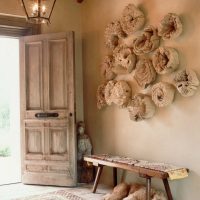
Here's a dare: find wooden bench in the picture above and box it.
[84,154,189,200]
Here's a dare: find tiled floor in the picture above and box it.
[0,183,111,200]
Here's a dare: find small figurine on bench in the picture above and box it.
[77,121,93,183]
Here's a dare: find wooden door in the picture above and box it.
[20,32,76,186]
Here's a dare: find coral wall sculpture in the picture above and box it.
[152,47,179,74]
[105,80,132,107]
[132,26,160,55]
[174,69,200,97]
[97,3,198,122]
[127,94,156,121]
[110,80,132,107]
[120,4,145,35]
[158,13,183,40]
[134,58,157,89]
[104,80,116,105]
[101,55,116,81]
[152,82,176,107]
[105,20,126,50]
[113,45,137,74]
[96,83,107,110]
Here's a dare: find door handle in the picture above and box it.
[35,112,59,118]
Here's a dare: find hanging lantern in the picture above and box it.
[21,0,57,24]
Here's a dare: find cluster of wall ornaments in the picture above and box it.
[96,3,200,122]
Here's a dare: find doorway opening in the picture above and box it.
[0,37,20,185]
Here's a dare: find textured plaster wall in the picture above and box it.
[0,0,25,16]
[82,0,200,199]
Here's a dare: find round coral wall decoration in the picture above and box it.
[151,82,175,107]
[104,80,116,106]
[158,13,183,40]
[120,4,145,35]
[101,55,116,81]
[132,26,160,55]
[96,83,107,110]
[174,69,199,97]
[113,45,137,74]
[134,58,157,89]
[127,93,156,122]
[152,47,179,74]
[105,80,132,108]
[105,20,126,50]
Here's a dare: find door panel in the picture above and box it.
[25,42,43,111]
[48,39,67,110]
[26,128,43,154]
[50,128,67,154]
[24,121,45,161]
[48,121,69,161]
[20,32,76,186]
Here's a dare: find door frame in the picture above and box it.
[0,15,40,37]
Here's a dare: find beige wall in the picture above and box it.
[82,0,200,199]
[0,0,25,16]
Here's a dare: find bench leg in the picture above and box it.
[163,179,173,200]
[146,177,151,200]
[113,167,117,186]
[120,170,127,183]
[92,165,103,193]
